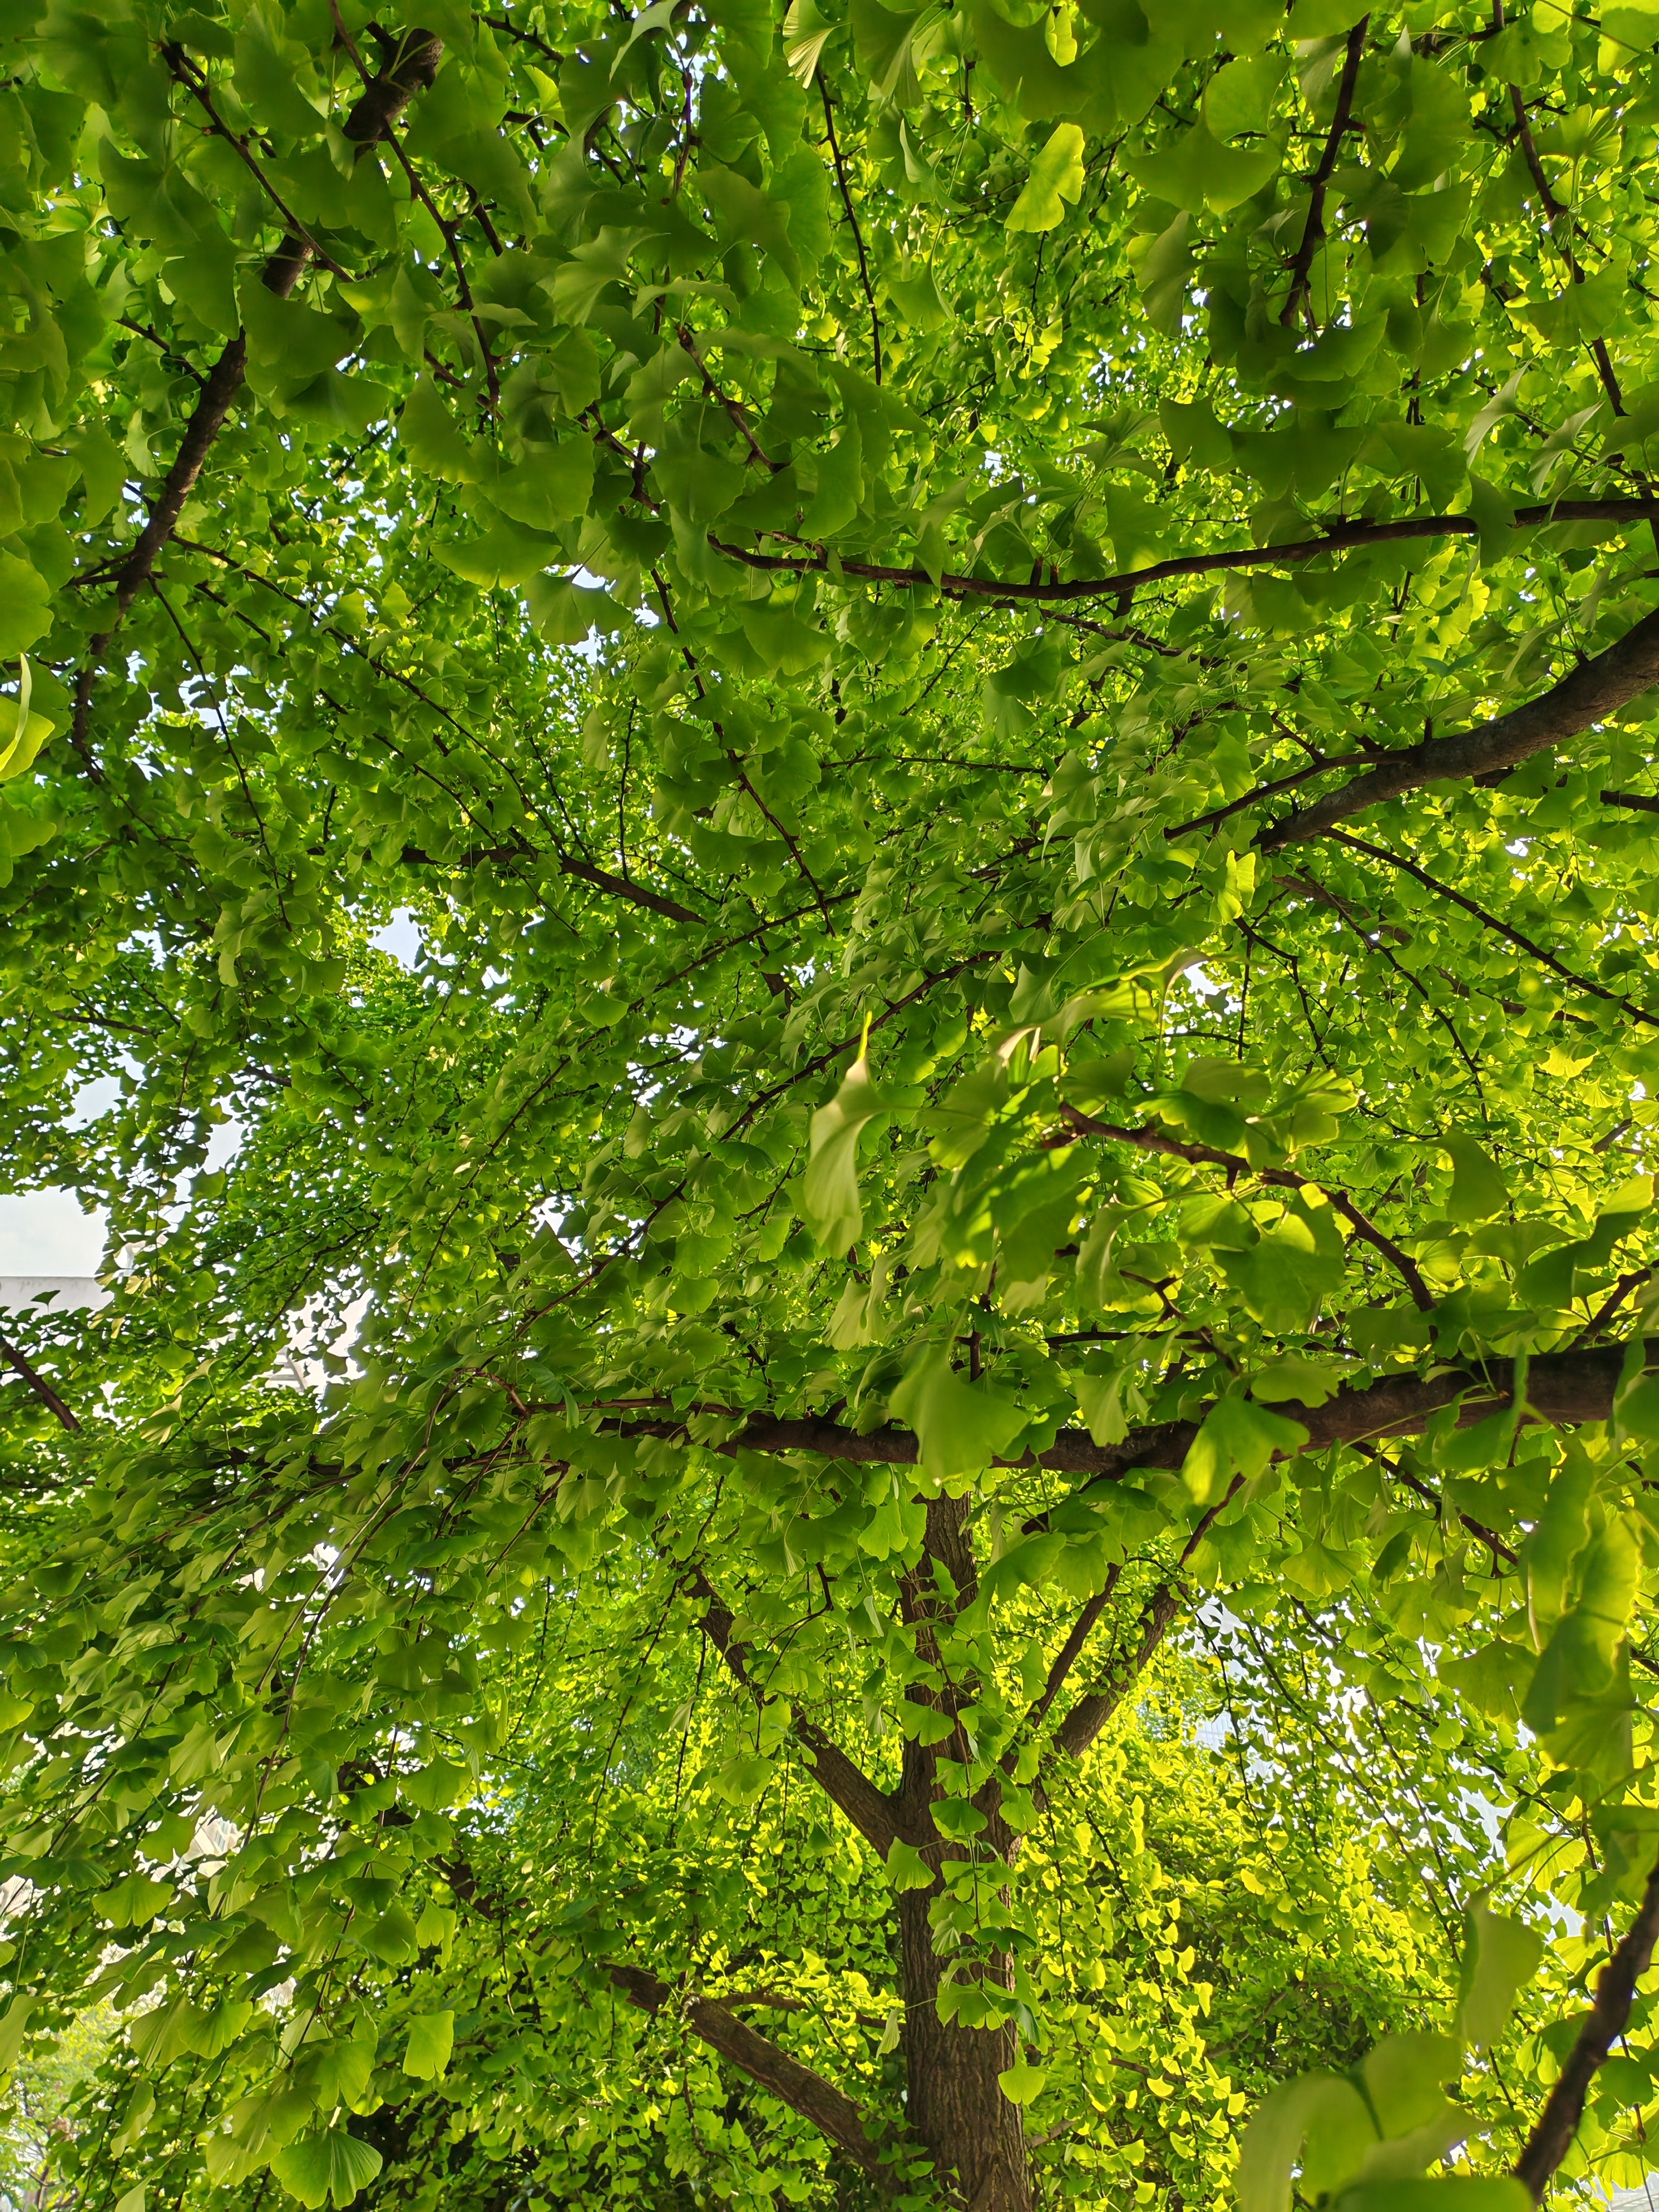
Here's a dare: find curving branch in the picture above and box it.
[1256,605,1659,850]
[1514,1844,1659,2198]
[608,1963,896,2184]
[1050,1582,1183,1762]
[683,1568,925,1855]
[0,1332,80,1434]
[1321,828,1659,1028]
[1050,1101,1434,1310]
[706,501,1657,611]
[1279,17,1370,329]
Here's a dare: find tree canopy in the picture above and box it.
[4,0,1659,2203]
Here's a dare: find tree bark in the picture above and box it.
[896,1889,1031,2212]
[1513,1845,1659,2200]
[623,1340,1647,1486]
[894,1499,1033,2212]
[608,1964,894,2186]
[1259,605,1659,849]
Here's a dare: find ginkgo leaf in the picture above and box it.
[1007,124,1085,233]
[271,2128,384,2211]
[402,2011,454,2080]
[802,1048,886,1253]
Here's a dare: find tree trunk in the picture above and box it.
[896,1497,1033,2212]
[898,1886,1031,2212]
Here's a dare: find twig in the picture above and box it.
[818,78,881,385]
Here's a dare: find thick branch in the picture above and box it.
[608,1963,894,2184]
[0,1332,80,1434]
[706,501,1655,610]
[1050,1583,1183,1760]
[684,1569,922,1854]
[1514,1845,1659,2199]
[1258,606,1659,849]
[618,1341,1649,1484]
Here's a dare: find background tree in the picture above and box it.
[2,0,1659,2204]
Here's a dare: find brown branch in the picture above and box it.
[818,78,881,385]
[1507,82,1623,413]
[1321,828,1659,1028]
[611,1340,1651,1487]
[678,327,777,472]
[1053,1101,1434,1310]
[1514,1844,1659,2198]
[0,1331,80,1434]
[608,1964,895,2184]
[1050,1581,1184,1761]
[707,500,1656,610]
[404,839,707,926]
[683,1568,924,1855]
[1021,1569,1122,1736]
[1386,1457,1516,1567]
[1602,788,1659,814]
[1280,17,1370,328]
[557,856,708,926]
[1257,606,1659,849]
[70,29,443,750]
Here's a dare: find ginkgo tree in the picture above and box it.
[4,0,1659,2201]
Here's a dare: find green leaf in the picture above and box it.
[524,573,622,645]
[1440,1135,1508,1224]
[402,2011,454,2080]
[271,2128,384,2211]
[433,523,563,590]
[398,376,489,483]
[1239,2073,1375,2212]
[1007,124,1087,233]
[1334,2187,1533,2212]
[0,1997,34,2073]
[802,1050,886,1253]
[1456,1906,1544,2053]
[487,444,596,531]
[888,1340,1028,1479]
[0,556,51,657]
[94,1874,173,1927]
[997,2059,1048,2103]
[1182,1391,1309,1504]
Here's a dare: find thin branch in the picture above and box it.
[1049,1582,1184,1761]
[1280,18,1370,329]
[1021,1569,1122,1736]
[818,78,881,385]
[70,29,443,749]
[707,500,1658,611]
[1051,1101,1434,1310]
[1323,828,1659,1029]
[683,1568,924,1855]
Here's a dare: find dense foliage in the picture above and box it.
[4,0,1659,2202]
